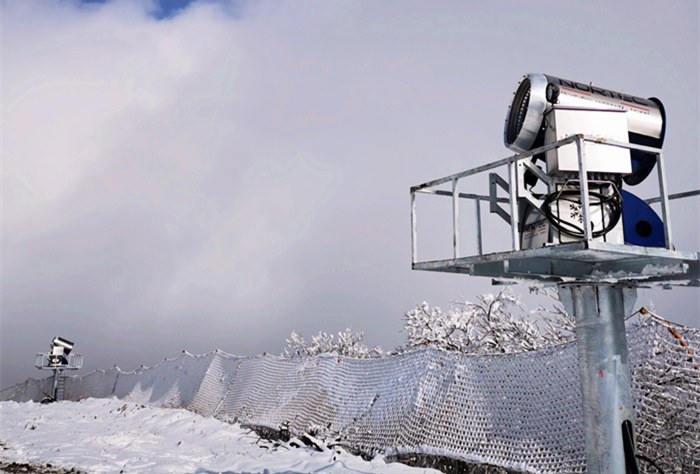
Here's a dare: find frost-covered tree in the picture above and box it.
[530,287,576,344]
[283,289,576,358]
[282,328,384,359]
[403,288,574,355]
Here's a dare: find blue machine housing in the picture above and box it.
[621,190,665,248]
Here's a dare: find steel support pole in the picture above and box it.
[558,283,640,474]
[51,369,60,400]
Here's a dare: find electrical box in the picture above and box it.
[545,107,631,175]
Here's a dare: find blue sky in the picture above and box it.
[2,0,698,388]
[81,0,199,19]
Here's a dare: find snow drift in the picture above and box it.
[1,397,443,474]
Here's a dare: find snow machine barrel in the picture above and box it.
[504,73,665,185]
[52,336,74,354]
[48,337,74,367]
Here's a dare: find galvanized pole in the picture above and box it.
[558,283,640,474]
[51,369,60,400]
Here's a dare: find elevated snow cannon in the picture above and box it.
[503,73,667,250]
[504,73,665,185]
[49,336,74,366]
[410,72,699,474]
[36,336,83,402]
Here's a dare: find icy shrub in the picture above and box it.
[282,328,384,359]
[402,288,575,355]
[283,289,576,358]
[531,287,576,344]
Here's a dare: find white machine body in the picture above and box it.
[544,106,631,175]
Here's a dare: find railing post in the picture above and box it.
[656,151,673,249]
[508,160,520,251]
[411,191,417,265]
[576,135,593,242]
[475,198,483,255]
[452,178,459,260]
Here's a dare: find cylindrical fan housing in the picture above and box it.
[52,336,74,355]
[503,73,666,184]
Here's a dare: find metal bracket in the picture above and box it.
[489,172,511,224]
[518,160,550,210]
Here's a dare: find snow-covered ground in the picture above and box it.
[0,398,440,474]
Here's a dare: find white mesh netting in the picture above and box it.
[2,314,698,473]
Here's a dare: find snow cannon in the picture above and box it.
[52,336,74,354]
[504,73,665,185]
[36,337,82,402]
[503,73,666,249]
[411,70,699,474]
[49,336,74,366]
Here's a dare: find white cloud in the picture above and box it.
[169,153,341,300]
[3,0,240,233]
[2,0,697,387]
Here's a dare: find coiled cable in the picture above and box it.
[541,182,622,238]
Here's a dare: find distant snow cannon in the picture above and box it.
[49,336,74,366]
[36,336,82,402]
[504,73,665,185]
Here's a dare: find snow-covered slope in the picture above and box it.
[0,398,440,474]
[3,314,698,473]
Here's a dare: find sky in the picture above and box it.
[2,0,699,388]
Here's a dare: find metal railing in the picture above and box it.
[410,134,699,265]
[35,352,84,370]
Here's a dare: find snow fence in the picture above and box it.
[3,315,699,474]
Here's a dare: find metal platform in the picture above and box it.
[35,352,83,371]
[413,240,700,286]
[410,135,700,287]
